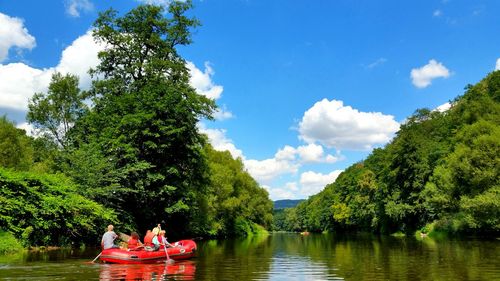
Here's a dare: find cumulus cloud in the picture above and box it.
[136,0,172,6]
[263,184,298,200]
[298,99,400,150]
[496,58,500,71]
[299,170,343,197]
[242,143,342,184]
[198,124,243,159]
[296,143,324,163]
[65,0,94,17]
[411,59,450,88]
[16,122,36,137]
[213,105,233,121]
[0,30,103,111]
[0,28,222,113]
[244,157,300,184]
[0,13,36,62]
[186,61,224,100]
[435,102,451,112]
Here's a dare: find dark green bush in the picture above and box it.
[0,168,117,247]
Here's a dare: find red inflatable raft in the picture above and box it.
[100,240,197,264]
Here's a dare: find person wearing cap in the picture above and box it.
[101,225,119,250]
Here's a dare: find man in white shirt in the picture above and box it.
[101,225,119,249]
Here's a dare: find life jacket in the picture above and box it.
[144,232,154,246]
[128,237,139,249]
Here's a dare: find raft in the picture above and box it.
[100,240,197,264]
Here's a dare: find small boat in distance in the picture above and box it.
[300,231,310,236]
[100,240,197,264]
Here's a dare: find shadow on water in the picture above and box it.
[0,233,499,280]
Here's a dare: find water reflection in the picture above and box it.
[0,234,498,280]
[99,261,196,281]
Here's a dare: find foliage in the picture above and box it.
[0,168,117,247]
[202,146,273,237]
[3,3,275,246]
[277,71,500,235]
[0,231,24,254]
[0,116,33,171]
[27,72,87,148]
[66,2,215,234]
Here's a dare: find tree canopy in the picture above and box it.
[3,2,273,247]
[276,71,500,235]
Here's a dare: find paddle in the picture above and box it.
[91,252,102,263]
[158,224,174,264]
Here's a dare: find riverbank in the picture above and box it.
[0,231,23,255]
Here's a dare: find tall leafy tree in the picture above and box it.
[70,2,216,234]
[27,72,87,148]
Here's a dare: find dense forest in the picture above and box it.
[0,2,272,249]
[1,2,498,251]
[275,71,499,236]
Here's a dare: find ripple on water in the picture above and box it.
[252,255,344,281]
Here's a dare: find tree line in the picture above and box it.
[0,2,272,248]
[275,71,499,236]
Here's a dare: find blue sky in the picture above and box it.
[1,0,499,200]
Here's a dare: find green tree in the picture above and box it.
[0,116,33,170]
[69,2,216,234]
[27,72,87,148]
[203,146,272,237]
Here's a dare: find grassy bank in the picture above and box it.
[0,231,24,255]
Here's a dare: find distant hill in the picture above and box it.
[274,199,304,209]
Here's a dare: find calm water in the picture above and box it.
[0,233,498,280]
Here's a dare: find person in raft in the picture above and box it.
[150,227,161,251]
[127,232,143,250]
[143,225,161,251]
[101,224,119,250]
[159,230,175,248]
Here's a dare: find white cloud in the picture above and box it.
[275,145,297,161]
[496,58,500,71]
[433,10,442,17]
[298,99,400,150]
[435,102,451,112]
[244,157,299,184]
[299,170,343,197]
[65,0,94,17]
[325,152,345,163]
[296,143,324,163]
[136,0,172,6]
[56,30,103,88]
[0,13,36,62]
[0,26,224,112]
[0,30,103,111]
[198,124,243,159]
[186,61,224,100]
[16,122,36,137]
[365,57,387,69]
[261,183,297,201]
[411,59,450,88]
[213,105,233,121]
[0,63,50,110]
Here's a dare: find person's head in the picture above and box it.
[107,225,114,232]
[159,230,166,237]
[131,232,140,239]
[152,227,160,236]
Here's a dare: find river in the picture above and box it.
[0,233,498,280]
